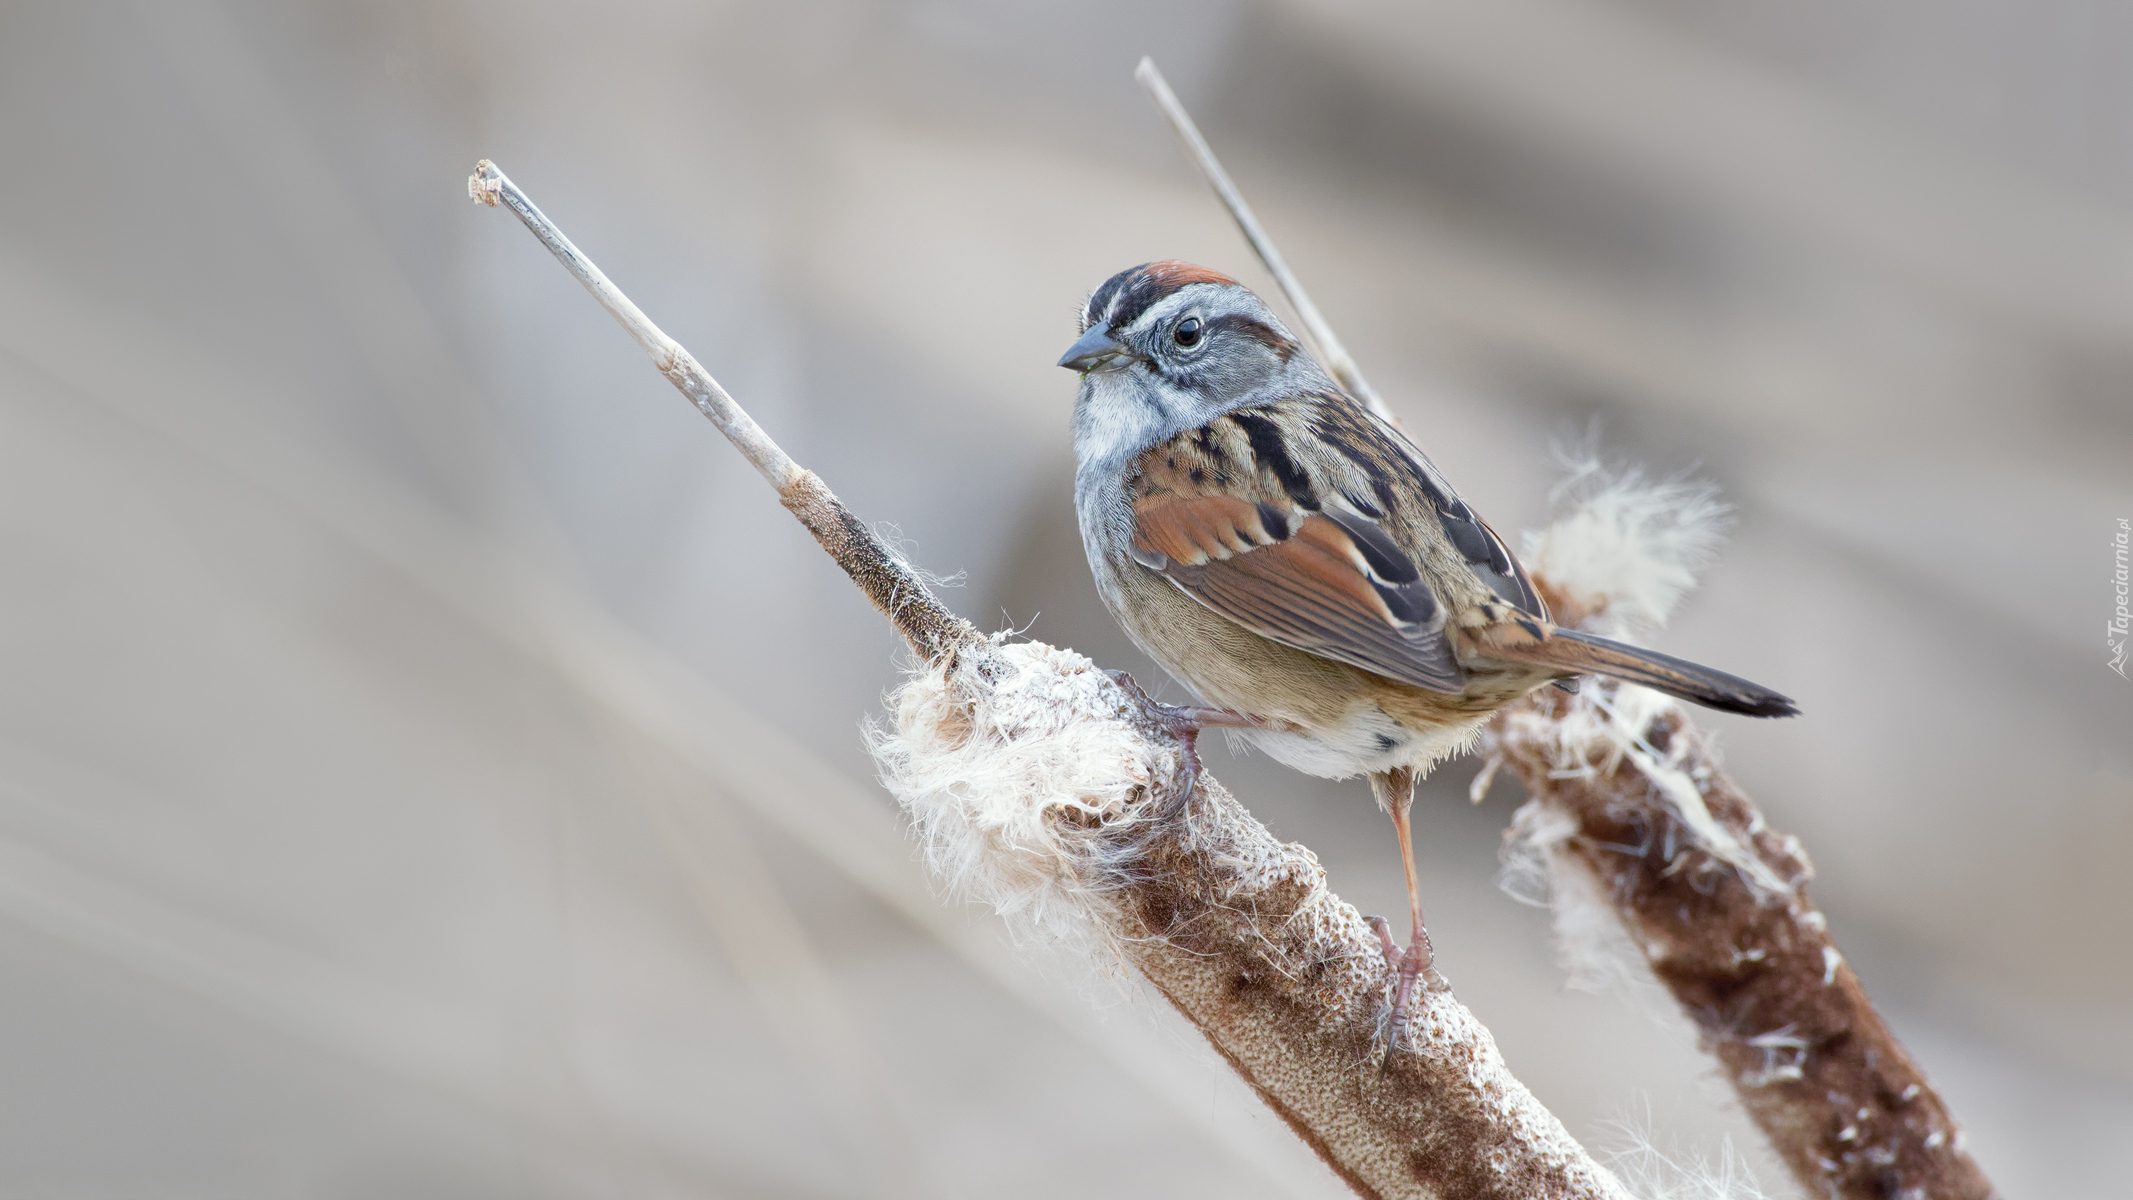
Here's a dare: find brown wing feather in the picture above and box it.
[1174,519,1461,691]
[1133,492,1268,565]
[1127,419,1465,693]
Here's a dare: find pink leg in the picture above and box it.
[1371,767,1434,1063]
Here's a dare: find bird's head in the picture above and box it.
[1060,260,1311,397]
[1060,262,1323,475]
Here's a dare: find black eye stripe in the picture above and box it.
[1200,313,1298,360]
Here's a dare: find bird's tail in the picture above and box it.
[1480,624,1798,718]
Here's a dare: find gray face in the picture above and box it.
[1061,277,1323,478]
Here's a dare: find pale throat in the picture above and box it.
[1071,370,1206,475]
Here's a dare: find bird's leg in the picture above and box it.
[1370,767,1434,1061]
[1106,670,1284,802]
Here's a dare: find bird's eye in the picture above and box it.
[1173,316,1203,348]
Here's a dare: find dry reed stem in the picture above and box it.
[470,161,971,662]
[1115,767,1627,1200]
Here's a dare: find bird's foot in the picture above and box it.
[1365,916,1435,1067]
[1104,670,1275,731]
[1104,671,1288,802]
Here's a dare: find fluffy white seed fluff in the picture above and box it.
[1493,684,1788,902]
[1603,1123,1774,1200]
[1523,453,1731,640]
[865,637,1176,953]
[1502,802,1679,1004]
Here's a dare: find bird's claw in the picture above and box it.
[1363,915,1401,971]
[1104,672,1284,804]
[1377,925,1435,1068]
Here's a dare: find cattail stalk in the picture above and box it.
[1487,648,1999,1200]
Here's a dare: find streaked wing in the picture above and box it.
[1126,405,1466,692]
[1300,398,1546,620]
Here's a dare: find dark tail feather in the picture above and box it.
[1500,626,1798,718]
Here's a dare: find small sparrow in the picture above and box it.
[1060,261,1795,1041]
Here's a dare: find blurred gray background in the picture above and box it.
[1,1,2128,1196]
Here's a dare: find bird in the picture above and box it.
[1059,260,1796,1047]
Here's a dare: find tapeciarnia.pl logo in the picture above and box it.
[2112,517,2130,679]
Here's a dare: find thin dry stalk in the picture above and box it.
[1136,57,1393,424]
[471,158,1634,1200]
[471,161,969,661]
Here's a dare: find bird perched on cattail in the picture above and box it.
[1060,261,1795,1043]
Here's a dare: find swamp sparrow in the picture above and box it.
[1060,261,1795,1043]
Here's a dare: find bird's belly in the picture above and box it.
[1235,714,1492,782]
[1102,563,1534,781]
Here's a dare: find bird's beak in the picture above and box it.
[1058,325,1138,373]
